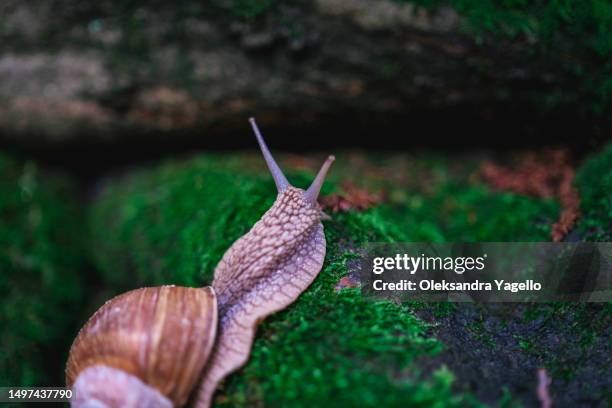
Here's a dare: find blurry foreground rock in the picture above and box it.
[0,0,610,144]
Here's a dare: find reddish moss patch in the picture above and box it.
[480,149,580,241]
[320,181,384,213]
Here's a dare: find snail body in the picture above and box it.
[66,118,335,407]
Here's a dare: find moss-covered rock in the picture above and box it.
[0,139,606,403]
[0,155,85,387]
[89,152,560,405]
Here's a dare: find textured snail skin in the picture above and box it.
[66,286,217,407]
[193,187,327,407]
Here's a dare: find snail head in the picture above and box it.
[249,117,335,208]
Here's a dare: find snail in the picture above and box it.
[65,118,335,408]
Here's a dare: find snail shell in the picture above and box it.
[66,286,217,407]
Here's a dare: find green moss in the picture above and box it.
[575,143,612,241]
[0,155,85,386]
[377,183,557,242]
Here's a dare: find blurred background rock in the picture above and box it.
[0,0,609,157]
